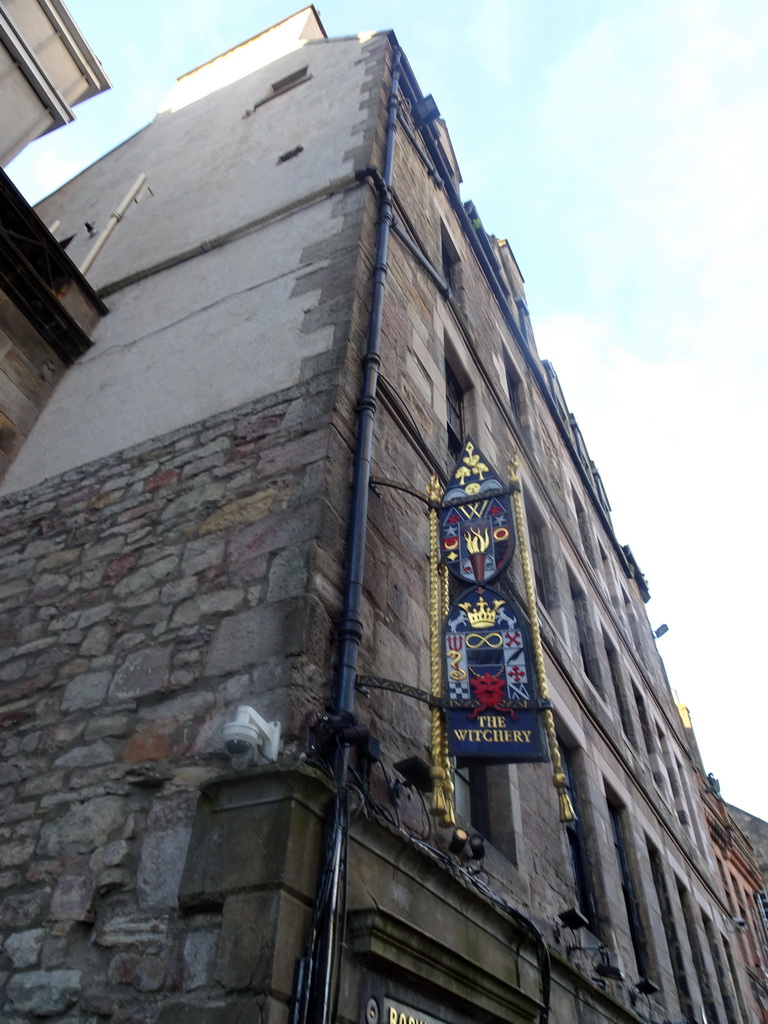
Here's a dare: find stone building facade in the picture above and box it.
[704,794,768,1021]
[0,7,762,1024]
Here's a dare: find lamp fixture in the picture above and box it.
[448,827,486,862]
[558,907,589,931]
[567,938,624,984]
[468,833,486,861]
[449,828,470,856]
[635,977,659,995]
[393,755,433,793]
[653,623,669,638]
[594,957,625,982]
[413,94,440,124]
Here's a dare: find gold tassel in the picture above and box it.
[427,477,450,821]
[439,563,456,826]
[509,461,576,823]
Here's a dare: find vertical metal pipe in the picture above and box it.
[291,50,403,1024]
[79,173,147,276]
[333,48,402,721]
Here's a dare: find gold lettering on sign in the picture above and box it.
[452,727,533,744]
[463,501,489,519]
[382,999,448,1024]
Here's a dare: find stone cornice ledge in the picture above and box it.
[348,907,541,1024]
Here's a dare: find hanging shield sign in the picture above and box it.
[444,585,548,765]
[440,437,513,585]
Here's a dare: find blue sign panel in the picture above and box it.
[440,437,514,585]
[443,585,548,764]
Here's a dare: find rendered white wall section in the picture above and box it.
[2,21,380,494]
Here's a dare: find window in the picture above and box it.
[445,360,464,459]
[524,496,551,612]
[603,633,635,739]
[648,844,694,1014]
[756,890,768,948]
[440,226,461,297]
[677,882,719,1024]
[243,66,311,119]
[514,296,530,346]
[442,242,455,291]
[723,937,751,1021]
[453,763,491,840]
[703,913,742,1022]
[561,745,596,929]
[572,488,597,568]
[599,544,619,604]
[271,65,309,94]
[623,590,646,652]
[569,576,599,690]
[608,801,647,977]
[653,727,674,802]
[505,359,522,423]
[632,685,656,757]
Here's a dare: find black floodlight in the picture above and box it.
[468,834,486,861]
[449,828,469,856]
[393,755,433,793]
[414,94,440,124]
[636,977,659,995]
[595,959,625,982]
[558,907,589,930]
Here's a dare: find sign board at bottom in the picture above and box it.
[366,997,450,1024]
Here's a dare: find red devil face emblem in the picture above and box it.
[468,669,508,719]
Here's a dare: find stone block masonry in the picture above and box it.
[0,380,344,1021]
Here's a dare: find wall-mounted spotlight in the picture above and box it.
[449,828,470,856]
[635,977,659,996]
[393,755,433,793]
[468,833,486,861]
[413,94,440,125]
[594,955,625,982]
[653,623,669,639]
[554,907,589,944]
[567,938,624,984]
[448,827,486,862]
[559,907,589,930]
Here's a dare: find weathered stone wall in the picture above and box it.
[0,26,392,1021]
[340,76,740,1023]
[0,372,349,1022]
[0,20,750,1024]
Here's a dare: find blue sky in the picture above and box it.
[8,0,768,818]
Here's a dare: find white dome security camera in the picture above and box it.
[222,706,281,765]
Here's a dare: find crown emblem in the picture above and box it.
[458,594,505,629]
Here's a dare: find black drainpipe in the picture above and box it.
[333,46,402,727]
[288,46,404,1024]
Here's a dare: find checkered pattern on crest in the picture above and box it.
[447,677,471,701]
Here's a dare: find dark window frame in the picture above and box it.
[445,360,465,459]
[608,801,647,977]
[561,744,597,930]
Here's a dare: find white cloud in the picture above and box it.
[536,308,768,816]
